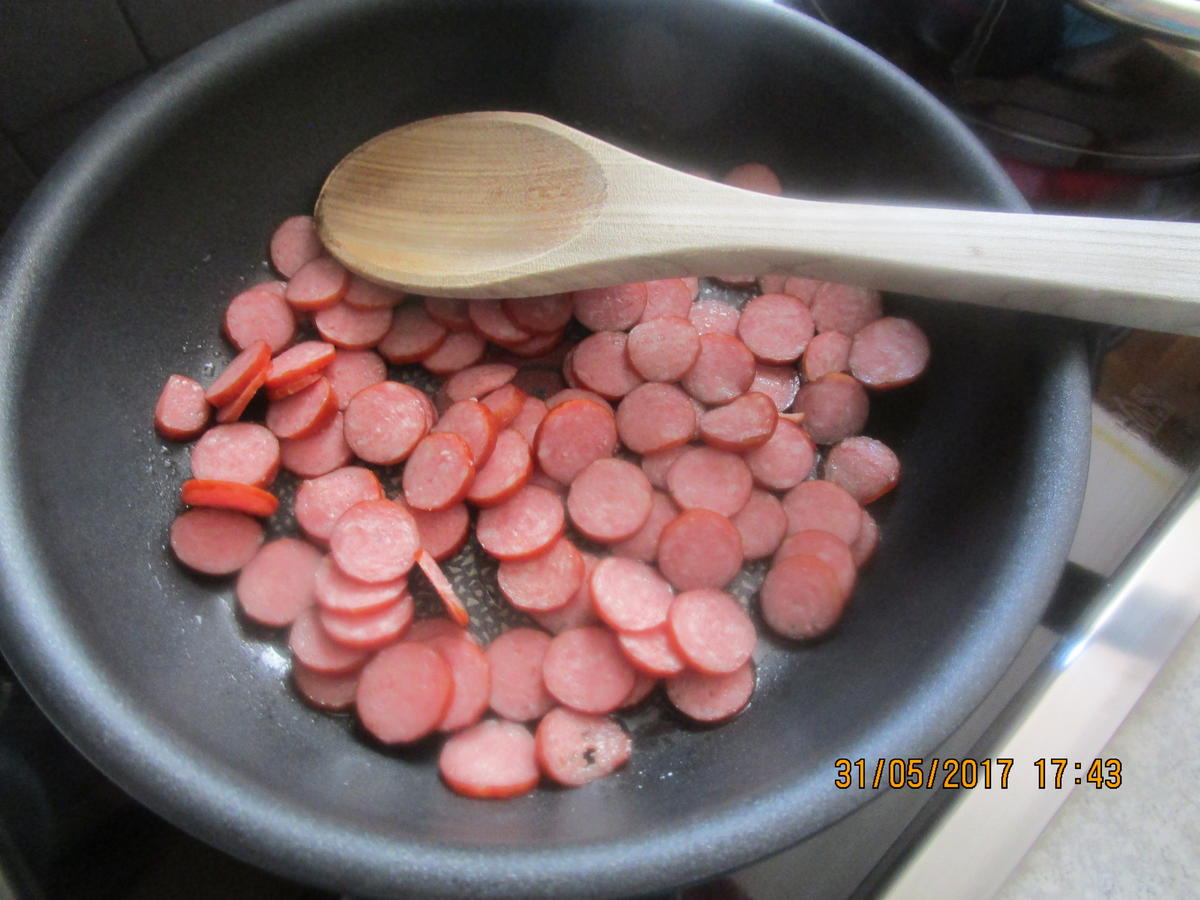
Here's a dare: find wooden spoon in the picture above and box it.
[315,111,1200,335]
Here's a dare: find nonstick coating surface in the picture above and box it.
[0,0,1089,896]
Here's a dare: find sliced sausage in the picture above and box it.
[421,330,486,375]
[617,625,687,677]
[265,341,336,393]
[573,282,647,332]
[502,293,573,334]
[319,593,415,650]
[342,276,403,311]
[681,333,756,405]
[421,633,491,732]
[467,299,531,346]
[534,398,617,484]
[665,662,755,723]
[699,391,778,452]
[640,444,690,490]
[657,509,744,592]
[313,302,393,350]
[567,458,653,543]
[620,673,658,708]
[810,282,882,335]
[667,589,755,675]
[781,480,863,544]
[205,340,271,408]
[292,662,359,712]
[731,489,787,560]
[288,607,370,675]
[542,626,636,715]
[737,293,814,364]
[223,286,296,353]
[415,549,470,627]
[546,387,612,414]
[506,328,564,359]
[343,381,430,465]
[267,372,320,402]
[439,719,539,799]
[213,368,266,423]
[265,377,336,440]
[180,479,278,517]
[793,372,869,445]
[323,349,388,410]
[285,257,350,312]
[688,298,741,336]
[484,627,555,721]
[269,215,323,278]
[744,419,815,491]
[401,432,475,511]
[313,554,406,616]
[570,331,643,399]
[666,446,753,518]
[423,297,472,331]
[590,556,674,633]
[279,411,352,479]
[479,384,526,428]
[169,508,264,576]
[191,422,279,487]
[848,317,930,389]
[445,364,517,404]
[850,508,880,567]
[535,708,631,787]
[356,642,453,743]
[410,502,470,562]
[294,466,383,545]
[824,435,900,504]
[378,302,448,364]
[466,428,531,507]
[749,364,800,413]
[802,330,852,382]
[760,554,847,640]
[781,276,824,304]
[431,399,498,466]
[497,536,584,613]
[528,552,602,635]
[475,484,565,560]
[508,394,548,446]
[155,374,210,441]
[774,529,856,597]
[626,317,701,383]
[611,490,677,563]
[638,278,694,323]
[329,499,420,583]
[615,382,697,455]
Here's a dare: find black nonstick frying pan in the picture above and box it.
[0,0,1089,896]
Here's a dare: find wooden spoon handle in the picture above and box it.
[603,179,1200,334]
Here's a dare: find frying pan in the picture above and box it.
[0,0,1090,896]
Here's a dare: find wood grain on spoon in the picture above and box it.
[315,111,1200,335]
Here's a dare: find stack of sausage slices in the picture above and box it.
[153,163,929,799]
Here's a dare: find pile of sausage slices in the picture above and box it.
[153,163,929,799]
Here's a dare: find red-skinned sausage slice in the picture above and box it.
[640,445,689,490]
[503,293,573,334]
[288,607,370,675]
[851,509,880,566]
[431,399,497,466]
[191,422,280,487]
[723,162,782,194]
[535,708,632,787]
[279,411,352,478]
[666,662,755,723]
[781,480,863,544]
[223,286,296,353]
[810,282,882,335]
[760,554,847,640]
[313,302,393,350]
[329,499,420,583]
[205,340,271,408]
[294,466,383,545]
[181,479,278,517]
[848,317,930,389]
[292,663,359,712]
[170,509,264,576]
[215,376,262,424]
[342,276,403,311]
[611,490,677,563]
[731,489,788,560]
[749,364,800,413]
[415,550,470,627]
[485,627,555,721]
[508,395,548,446]
[534,398,617,484]
[688,298,741,336]
[667,589,755,675]
[155,375,210,441]
[421,633,491,732]
[737,293,814,364]
[744,419,815,491]
[666,446,753,518]
[542,627,636,715]
[439,719,539,799]
[269,215,323,278]
[445,364,517,404]
[590,556,675,632]
[423,297,472,331]
[410,502,470,562]
[476,484,565,560]
[465,429,530,507]
[681,333,756,405]
[285,257,350,312]
[626,317,701,383]
[657,509,744,591]
[774,529,856,597]
[313,554,406,616]
[617,625,687,677]
[479,384,526,428]
[802,331,852,381]
[323,350,387,411]
[529,552,602,635]
[422,330,486,375]
[699,392,778,452]
[265,341,336,391]
[266,377,336,440]
[343,381,430,465]
[615,383,697,455]
[638,278,693,322]
[570,331,644,399]
[356,642,453,743]
[567,458,653,543]
[824,436,900,504]
[497,536,584,613]
[468,299,531,346]
[402,432,475,511]
[319,593,414,650]
[793,372,869,445]
[378,303,448,364]
[573,282,646,331]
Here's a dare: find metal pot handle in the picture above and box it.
[1069,0,1200,47]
